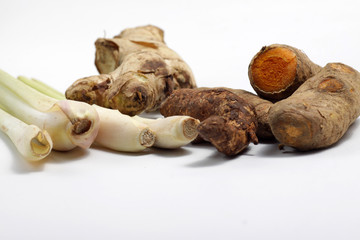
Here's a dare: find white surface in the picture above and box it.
[1,0,360,239]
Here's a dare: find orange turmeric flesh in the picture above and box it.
[250,47,297,93]
[248,44,322,101]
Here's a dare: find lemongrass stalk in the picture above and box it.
[0,86,92,150]
[0,107,53,161]
[94,105,155,152]
[18,75,199,149]
[133,115,199,148]
[17,76,65,100]
[0,70,100,151]
[17,76,156,152]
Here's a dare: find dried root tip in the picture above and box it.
[31,131,52,157]
[182,118,200,140]
[139,128,156,147]
[132,115,199,149]
[72,119,92,135]
[53,100,100,150]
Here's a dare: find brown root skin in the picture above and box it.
[160,88,258,156]
[249,44,322,101]
[65,25,196,116]
[269,63,360,151]
[199,87,274,140]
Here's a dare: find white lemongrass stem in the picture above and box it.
[133,115,199,148]
[0,107,53,161]
[94,105,155,152]
[18,75,199,149]
[0,86,90,150]
[18,76,155,152]
[0,70,100,151]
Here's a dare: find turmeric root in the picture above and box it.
[248,44,322,101]
[65,25,196,116]
[199,87,274,139]
[160,88,258,156]
[269,63,360,151]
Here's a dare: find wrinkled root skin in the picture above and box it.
[65,25,196,116]
[160,88,258,156]
[269,63,360,151]
[248,44,322,101]
[200,87,274,140]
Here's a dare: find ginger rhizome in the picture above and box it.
[249,44,322,101]
[65,25,196,116]
[160,88,258,156]
[269,63,360,151]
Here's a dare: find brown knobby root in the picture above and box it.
[65,25,196,116]
[248,44,322,101]
[160,88,258,156]
[199,87,274,139]
[268,63,360,151]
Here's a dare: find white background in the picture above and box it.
[1,0,360,239]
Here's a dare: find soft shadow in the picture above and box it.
[256,141,327,158]
[185,151,241,168]
[258,137,278,145]
[91,143,192,158]
[11,151,46,174]
[148,147,192,158]
[90,144,154,157]
[185,144,250,168]
[46,147,90,164]
[0,133,46,174]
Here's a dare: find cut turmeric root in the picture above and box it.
[249,44,322,101]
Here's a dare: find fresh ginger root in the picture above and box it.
[160,88,258,156]
[249,44,322,101]
[65,25,196,116]
[269,63,360,151]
